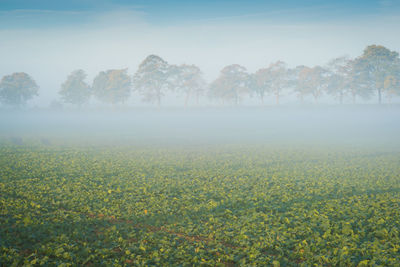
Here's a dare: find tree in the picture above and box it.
[209,64,249,106]
[348,59,374,104]
[133,55,173,108]
[354,45,400,104]
[290,65,310,104]
[59,69,91,107]
[270,61,289,105]
[172,64,205,107]
[0,72,38,107]
[253,61,288,105]
[384,75,399,103]
[92,69,131,105]
[326,56,352,104]
[298,66,328,104]
[252,68,271,105]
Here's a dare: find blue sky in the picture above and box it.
[1,0,399,27]
[1,0,400,105]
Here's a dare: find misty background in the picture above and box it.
[1,107,399,149]
[1,0,400,148]
[1,0,400,106]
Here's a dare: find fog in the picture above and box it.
[2,3,400,266]
[1,3,400,106]
[1,1,400,148]
[1,107,400,149]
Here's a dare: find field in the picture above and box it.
[1,143,400,266]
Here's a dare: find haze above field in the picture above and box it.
[1,1,400,147]
[2,3,400,265]
[1,0,400,106]
[0,107,399,149]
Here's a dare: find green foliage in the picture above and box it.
[0,72,38,107]
[354,45,400,104]
[1,144,400,266]
[133,55,173,107]
[209,64,249,106]
[59,69,91,107]
[171,64,205,107]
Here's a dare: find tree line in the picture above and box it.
[1,44,399,108]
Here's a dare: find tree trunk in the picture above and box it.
[378,88,382,104]
[352,92,356,104]
[157,95,161,109]
[339,91,343,105]
[195,92,199,105]
[184,91,191,108]
[260,94,264,106]
[235,92,239,106]
[275,91,280,105]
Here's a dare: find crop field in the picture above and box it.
[1,144,400,266]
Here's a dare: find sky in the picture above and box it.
[1,0,400,106]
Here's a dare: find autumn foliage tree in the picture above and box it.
[267,61,288,105]
[290,65,310,103]
[92,69,131,105]
[384,75,400,103]
[4,44,400,108]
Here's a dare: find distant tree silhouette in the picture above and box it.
[92,69,131,105]
[354,45,400,104]
[209,64,249,106]
[0,72,38,107]
[59,69,91,108]
[171,64,205,107]
[133,55,174,108]
[267,61,288,105]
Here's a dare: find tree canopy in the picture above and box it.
[209,64,249,106]
[267,61,288,105]
[354,45,400,104]
[325,56,352,104]
[133,55,173,107]
[92,69,131,105]
[0,72,38,107]
[3,44,400,108]
[59,69,91,107]
[172,64,205,107]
